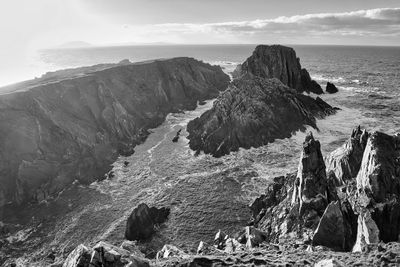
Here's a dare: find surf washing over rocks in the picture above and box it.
[1,45,400,266]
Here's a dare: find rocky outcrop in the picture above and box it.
[0,58,229,208]
[62,241,149,267]
[352,210,380,252]
[326,82,339,94]
[326,126,368,185]
[356,132,400,203]
[250,128,400,253]
[187,77,337,157]
[125,203,170,241]
[312,201,357,252]
[60,127,400,266]
[292,133,329,216]
[233,45,323,94]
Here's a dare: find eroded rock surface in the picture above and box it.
[187,77,336,157]
[233,45,323,94]
[326,126,368,185]
[0,58,229,208]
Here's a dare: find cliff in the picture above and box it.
[187,76,336,157]
[0,58,230,208]
[233,45,323,94]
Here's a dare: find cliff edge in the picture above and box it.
[0,58,230,209]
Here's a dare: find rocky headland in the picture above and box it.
[187,76,337,157]
[0,58,229,210]
[187,45,337,157]
[232,45,323,94]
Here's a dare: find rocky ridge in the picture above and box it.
[0,58,229,210]
[187,45,337,157]
[187,76,337,157]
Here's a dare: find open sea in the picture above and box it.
[2,44,400,264]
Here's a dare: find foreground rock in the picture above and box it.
[233,45,323,94]
[0,58,229,209]
[325,126,368,185]
[63,241,149,267]
[60,127,400,266]
[187,77,336,157]
[125,203,170,241]
[326,82,339,94]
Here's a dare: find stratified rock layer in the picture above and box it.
[187,77,336,157]
[233,45,323,94]
[0,58,230,208]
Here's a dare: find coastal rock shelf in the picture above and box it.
[0,58,229,208]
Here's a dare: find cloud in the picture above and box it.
[135,7,400,43]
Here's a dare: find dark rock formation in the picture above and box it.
[326,82,339,94]
[312,201,357,252]
[125,203,170,241]
[326,126,368,185]
[233,45,323,94]
[0,58,229,208]
[172,129,182,143]
[187,77,336,157]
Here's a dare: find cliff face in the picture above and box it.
[233,45,323,94]
[187,77,336,157]
[0,58,230,208]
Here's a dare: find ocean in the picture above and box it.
[3,44,400,262]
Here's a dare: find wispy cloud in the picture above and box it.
[128,7,400,44]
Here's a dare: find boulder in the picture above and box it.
[213,230,229,250]
[63,241,149,267]
[125,203,170,241]
[156,244,187,260]
[90,241,130,266]
[244,226,268,248]
[233,45,323,94]
[63,244,91,267]
[326,82,339,94]
[326,126,368,185]
[312,201,356,251]
[315,258,344,267]
[187,77,336,157]
[371,199,400,242]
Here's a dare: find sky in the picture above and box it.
[0,0,399,86]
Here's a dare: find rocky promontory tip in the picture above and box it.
[233,45,324,94]
[187,76,336,157]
